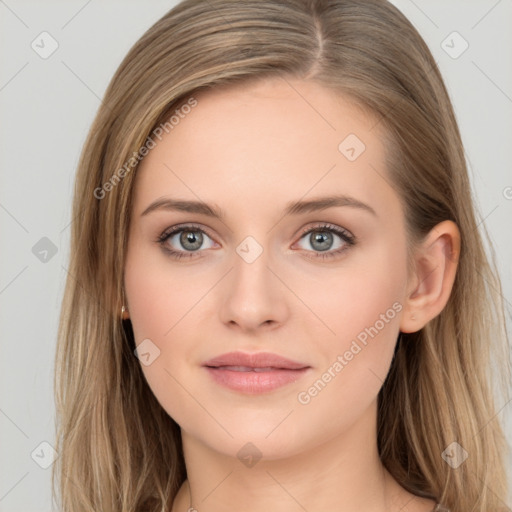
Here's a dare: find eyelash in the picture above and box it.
[156,223,356,261]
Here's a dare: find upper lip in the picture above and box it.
[203,351,309,370]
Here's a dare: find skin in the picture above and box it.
[123,77,460,512]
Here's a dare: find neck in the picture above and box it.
[171,400,416,512]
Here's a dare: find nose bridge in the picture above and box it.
[218,232,287,330]
[236,234,270,285]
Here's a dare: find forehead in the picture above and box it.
[133,78,395,219]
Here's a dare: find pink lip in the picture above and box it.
[203,351,311,394]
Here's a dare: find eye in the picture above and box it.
[293,223,356,260]
[157,222,356,261]
[157,224,217,260]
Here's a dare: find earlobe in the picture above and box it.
[400,220,460,333]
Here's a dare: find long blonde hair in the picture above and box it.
[53,0,511,510]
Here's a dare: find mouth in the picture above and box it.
[203,351,309,370]
[203,352,311,394]
[206,365,299,372]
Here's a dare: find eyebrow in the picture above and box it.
[140,194,377,219]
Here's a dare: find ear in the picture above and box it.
[400,220,460,333]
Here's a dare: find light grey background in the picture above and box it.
[1,1,511,510]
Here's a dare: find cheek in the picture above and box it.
[124,243,211,342]
[296,229,408,350]
[293,294,404,445]
[123,244,217,424]
[294,234,407,410]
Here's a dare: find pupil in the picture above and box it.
[180,231,202,251]
[311,231,332,251]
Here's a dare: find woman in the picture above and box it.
[53,1,511,511]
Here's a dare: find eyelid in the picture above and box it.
[295,222,355,242]
[157,222,218,243]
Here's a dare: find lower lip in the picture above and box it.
[204,367,310,394]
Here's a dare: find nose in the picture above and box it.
[218,239,289,333]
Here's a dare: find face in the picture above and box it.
[124,77,411,460]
